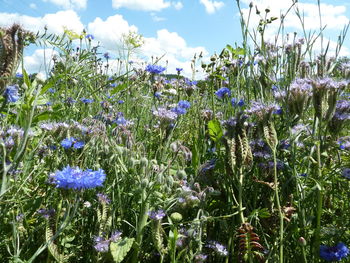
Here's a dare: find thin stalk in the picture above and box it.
[273,148,284,263]
[131,188,149,263]
[238,167,245,224]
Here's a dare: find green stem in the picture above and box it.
[273,149,284,263]
[314,142,323,261]
[238,167,245,224]
[131,189,149,263]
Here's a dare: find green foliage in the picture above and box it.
[110,238,135,263]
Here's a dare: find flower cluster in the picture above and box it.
[207,241,228,256]
[94,231,122,253]
[320,243,349,262]
[148,210,166,220]
[50,165,106,189]
[153,107,178,122]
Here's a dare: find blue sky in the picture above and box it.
[1,0,350,77]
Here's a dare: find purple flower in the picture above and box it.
[148,210,166,220]
[94,236,110,252]
[207,241,228,256]
[153,107,178,122]
[37,208,55,219]
[97,193,110,204]
[176,68,183,72]
[4,85,20,102]
[195,253,208,263]
[320,243,349,261]
[215,87,231,99]
[146,64,166,74]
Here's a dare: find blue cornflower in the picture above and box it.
[148,210,166,220]
[320,243,349,262]
[172,107,187,115]
[81,98,94,104]
[145,64,166,74]
[4,85,20,102]
[154,92,162,99]
[176,68,183,72]
[48,88,55,93]
[104,52,110,59]
[215,87,231,99]
[15,73,23,78]
[86,34,94,40]
[178,100,191,109]
[61,137,76,149]
[342,168,350,180]
[61,137,85,149]
[117,100,124,104]
[51,165,106,189]
[73,140,85,149]
[238,99,245,107]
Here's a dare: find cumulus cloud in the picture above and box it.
[199,0,224,14]
[0,10,84,35]
[23,48,58,76]
[1,10,208,78]
[141,29,208,77]
[42,0,87,10]
[112,0,171,12]
[173,1,183,10]
[87,14,138,50]
[239,0,349,42]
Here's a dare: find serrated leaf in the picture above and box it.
[208,120,223,142]
[110,238,134,263]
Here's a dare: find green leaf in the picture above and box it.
[111,83,128,95]
[110,238,134,263]
[39,78,55,95]
[208,120,223,142]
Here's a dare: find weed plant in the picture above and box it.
[1,1,350,262]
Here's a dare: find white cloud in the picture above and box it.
[112,0,171,12]
[173,1,183,10]
[199,0,224,14]
[87,15,138,51]
[151,13,166,22]
[240,0,349,42]
[0,10,84,35]
[23,48,58,76]
[42,0,87,10]
[1,11,208,78]
[29,3,37,9]
[141,29,209,77]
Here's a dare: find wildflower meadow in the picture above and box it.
[1,1,350,262]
